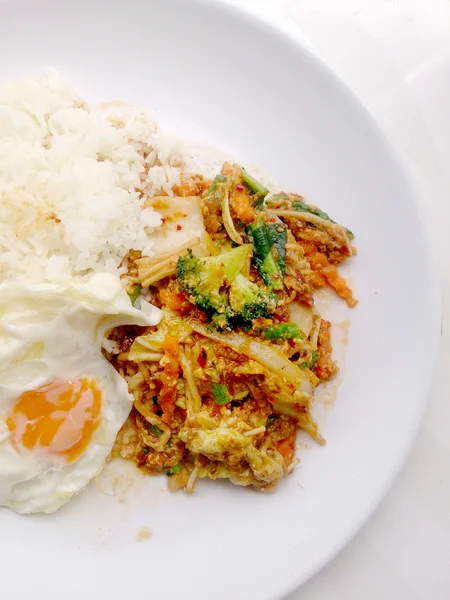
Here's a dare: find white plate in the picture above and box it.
[0,1,439,598]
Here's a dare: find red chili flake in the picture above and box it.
[287,339,296,348]
[302,295,315,307]
[211,404,221,417]
[176,225,182,231]
[273,306,290,323]
[235,184,245,191]
[136,450,148,464]
[190,307,209,323]
[197,347,207,368]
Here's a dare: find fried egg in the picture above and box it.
[0,273,160,514]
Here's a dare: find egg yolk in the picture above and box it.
[6,379,102,462]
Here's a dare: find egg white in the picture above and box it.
[0,273,160,514]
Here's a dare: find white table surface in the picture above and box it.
[225,1,450,599]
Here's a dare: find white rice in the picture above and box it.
[0,72,278,285]
[0,72,189,283]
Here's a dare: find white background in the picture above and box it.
[226,1,450,599]
[1,0,448,597]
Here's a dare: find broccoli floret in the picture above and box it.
[176,250,223,312]
[229,274,278,321]
[211,311,235,331]
[176,245,252,313]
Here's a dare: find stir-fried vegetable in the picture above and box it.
[221,185,244,245]
[288,303,314,338]
[238,165,269,210]
[246,218,284,290]
[267,193,354,239]
[266,414,277,427]
[298,351,319,370]
[136,237,205,287]
[148,423,164,437]
[128,284,142,306]
[159,335,181,423]
[108,161,357,493]
[230,185,257,225]
[229,274,278,322]
[176,244,252,313]
[178,427,285,484]
[179,346,202,415]
[128,333,164,363]
[204,173,244,244]
[294,198,339,225]
[267,222,287,277]
[261,323,302,341]
[303,246,357,307]
[190,322,310,390]
[211,383,231,405]
[165,462,182,477]
[134,397,172,448]
[176,243,281,328]
[240,167,269,198]
[203,174,227,200]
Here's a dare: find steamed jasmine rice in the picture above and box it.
[0,73,191,283]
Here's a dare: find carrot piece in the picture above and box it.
[303,244,357,307]
[278,435,296,465]
[159,288,191,315]
[231,187,256,224]
[322,264,357,308]
[311,271,327,287]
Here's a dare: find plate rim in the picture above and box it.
[183,3,441,594]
